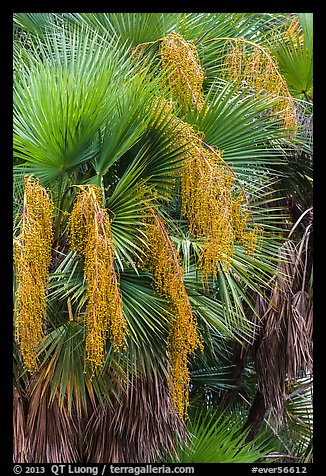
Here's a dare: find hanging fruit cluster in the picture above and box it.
[181,139,263,278]
[160,32,205,111]
[222,38,298,135]
[69,185,127,374]
[14,175,54,374]
[142,209,203,419]
[150,97,263,278]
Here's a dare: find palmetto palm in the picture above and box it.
[13,13,313,463]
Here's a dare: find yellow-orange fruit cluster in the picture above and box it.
[223,39,298,135]
[14,175,54,374]
[69,185,127,374]
[284,15,304,47]
[150,99,263,278]
[178,125,263,278]
[231,193,263,254]
[160,32,205,111]
[143,210,203,419]
[181,140,235,275]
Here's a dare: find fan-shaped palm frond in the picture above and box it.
[13,24,154,184]
[186,80,289,178]
[13,13,56,36]
[164,406,272,463]
[63,13,180,49]
[265,13,313,101]
[282,377,313,458]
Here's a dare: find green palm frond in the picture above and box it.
[13,25,135,183]
[35,321,132,418]
[266,13,313,101]
[138,115,192,195]
[92,66,164,179]
[105,153,152,270]
[120,270,169,347]
[282,377,313,457]
[13,13,56,36]
[165,406,272,463]
[190,360,238,393]
[101,126,190,269]
[186,80,289,178]
[46,252,171,376]
[195,14,285,89]
[175,12,263,43]
[189,286,254,343]
[191,369,236,393]
[62,13,179,48]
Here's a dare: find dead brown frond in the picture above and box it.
[13,390,27,463]
[253,231,313,427]
[24,377,80,463]
[287,290,313,380]
[84,373,186,463]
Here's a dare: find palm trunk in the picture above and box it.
[243,389,266,443]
